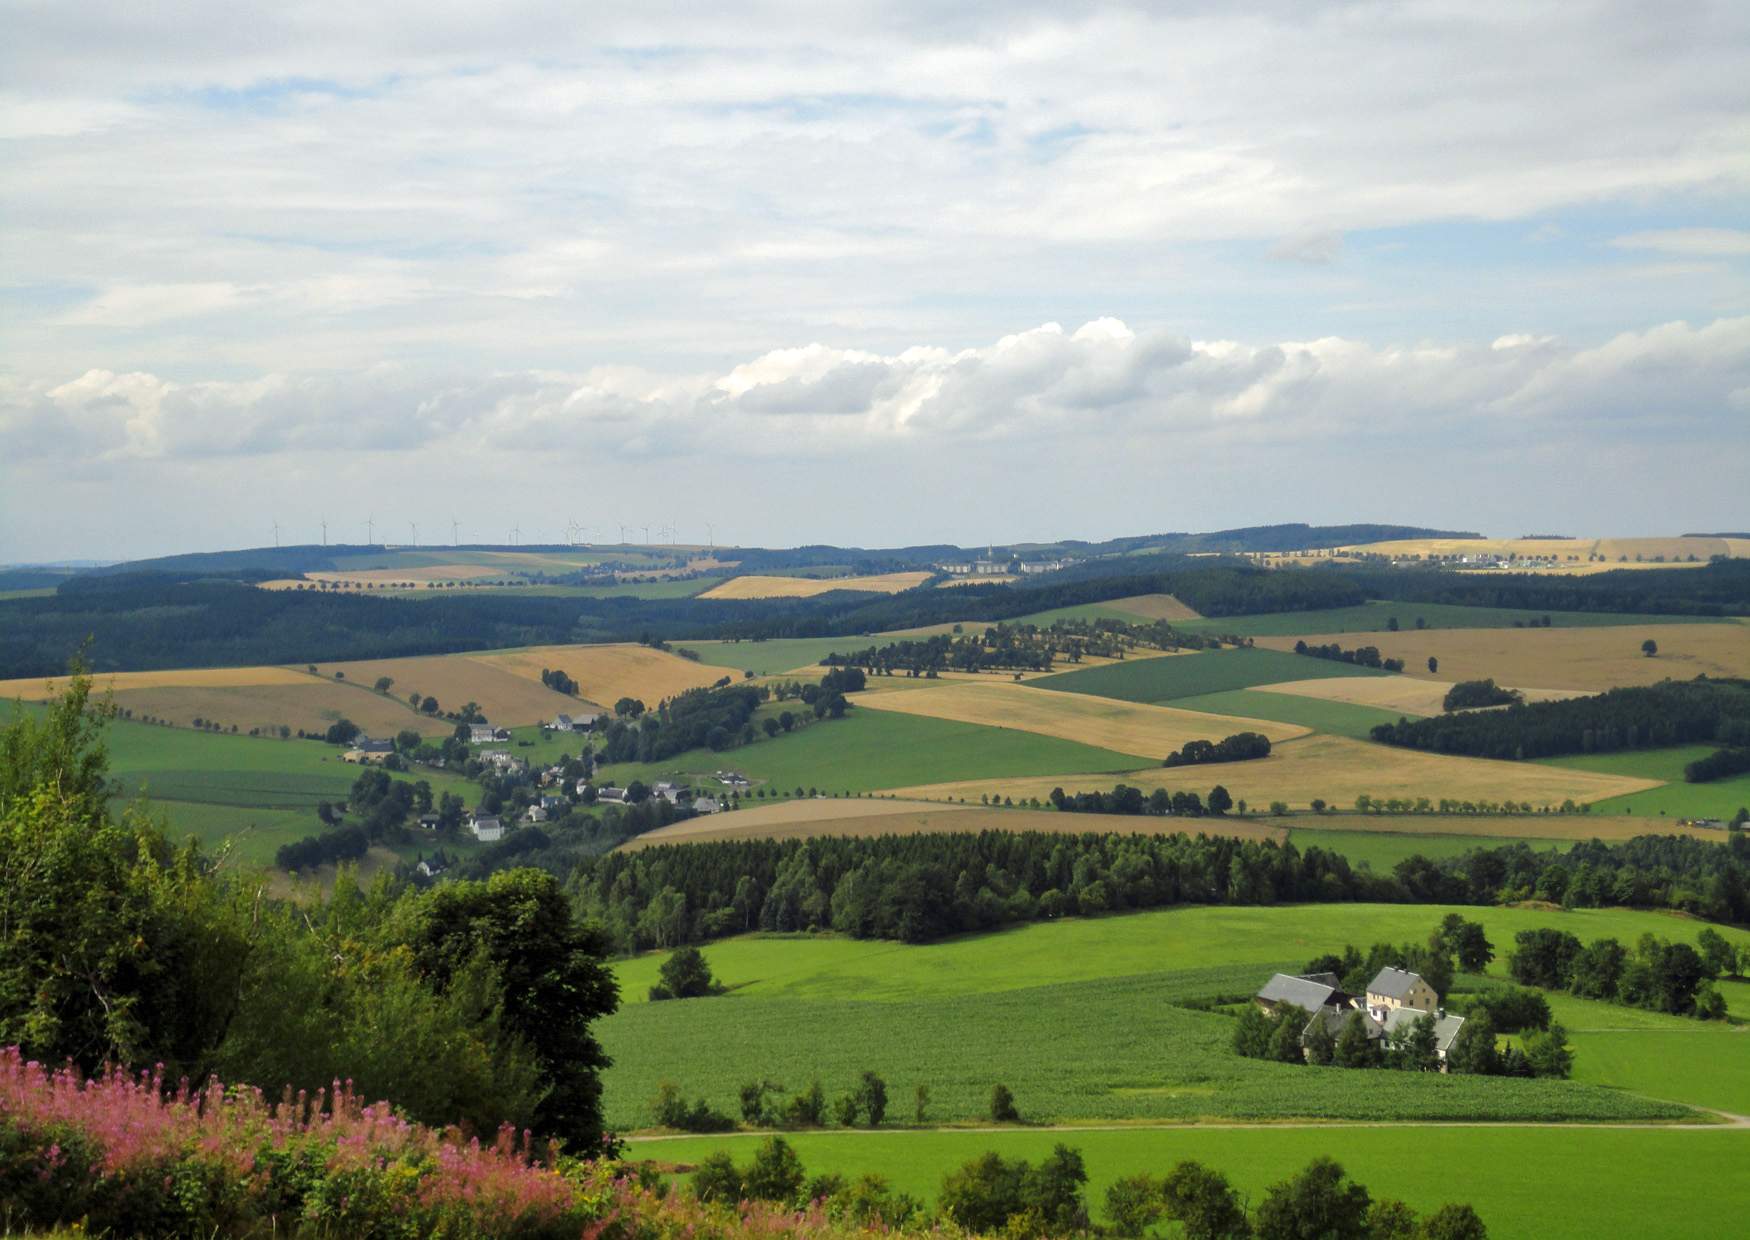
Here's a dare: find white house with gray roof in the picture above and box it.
[1365,967,1439,1020]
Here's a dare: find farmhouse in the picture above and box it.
[1380,1006,1467,1064]
[524,804,548,824]
[1365,967,1439,1019]
[715,770,750,789]
[353,736,395,755]
[468,723,508,744]
[416,812,440,831]
[654,781,687,805]
[1254,972,1350,1016]
[597,785,629,804]
[692,796,722,815]
[550,712,600,732]
[415,857,446,879]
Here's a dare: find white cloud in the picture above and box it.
[6,316,1745,469]
[1609,228,1750,257]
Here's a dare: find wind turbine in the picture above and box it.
[451,518,460,546]
[409,521,417,547]
[366,515,375,545]
[272,520,280,548]
[642,524,650,546]
[705,522,714,549]
[512,524,521,546]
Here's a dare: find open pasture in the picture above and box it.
[1270,810,1688,842]
[595,706,1150,797]
[1541,745,1750,820]
[1175,600,1717,638]
[683,636,856,675]
[1010,593,1202,626]
[1254,675,1578,717]
[475,642,731,707]
[1167,688,1411,739]
[855,679,1306,758]
[1285,827,1573,870]
[1035,646,1388,703]
[1255,622,1750,692]
[621,796,1285,849]
[628,1128,1749,1240]
[884,732,1660,809]
[699,572,933,599]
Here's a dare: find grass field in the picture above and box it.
[1254,622,1750,691]
[1034,647,1389,703]
[1284,827,1573,870]
[683,637,858,675]
[700,572,933,599]
[886,733,1658,810]
[1168,688,1411,739]
[594,707,1151,796]
[1174,600,1718,638]
[626,1128,1750,1240]
[1253,675,1578,717]
[1012,593,1201,626]
[598,902,1750,1137]
[1540,746,1750,819]
[622,798,1285,849]
[855,680,1306,758]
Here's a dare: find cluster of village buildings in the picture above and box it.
[1254,966,1466,1067]
[934,548,1073,577]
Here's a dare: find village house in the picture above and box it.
[468,811,503,843]
[524,804,548,824]
[415,857,446,879]
[549,712,600,732]
[1253,967,1464,1069]
[654,781,687,805]
[1254,972,1350,1017]
[692,795,722,815]
[353,736,395,755]
[539,793,564,812]
[468,723,508,744]
[596,785,629,804]
[416,812,440,831]
[715,770,750,790]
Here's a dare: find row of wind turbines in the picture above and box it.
[269,518,715,549]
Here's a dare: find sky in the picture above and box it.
[2,1,1747,562]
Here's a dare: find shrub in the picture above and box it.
[989,1082,1019,1122]
[651,1081,737,1132]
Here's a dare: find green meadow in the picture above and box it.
[1284,827,1573,871]
[595,707,1149,795]
[1173,601,1714,638]
[626,1127,1750,1240]
[1033,647,1388,703]
[600,904,1747,1134]
[683,637,856,675]
[1541,745,1750,819]
[1009,599,1182,626]
[1170,688,1413,738]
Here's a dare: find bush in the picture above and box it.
[648,945,726,1001]
[1442,679,1523,711]
[651,1081,737,1132]
[989,1082,1020,1122]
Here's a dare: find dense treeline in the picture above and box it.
[1341,558,1750,618]
[1442,679,1522,711]
[567,827,1750,954]
[1508,927,1737,1019]
[1369,677,1750,761]
[1687,745,1750,783]
[1163,731,1273,767]
[1046,784,1227,817]
[1292,640,1406,672]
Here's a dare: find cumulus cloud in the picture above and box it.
[6,317,1746,469]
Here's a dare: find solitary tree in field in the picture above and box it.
[1641,639,1658,657]
[374,676,394,693]
[1427,656,1439,674]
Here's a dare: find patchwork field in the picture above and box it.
[855,680,1307,757]
[1034,646,1389,703]
[1255,622,1750,691]
[1255,675,1579,717]
[474,642,731,706]
[884,732,1661,809]
[627,1128,1748,1240]
[1174,600,1717,638]
[699,572,933,599]
[595,707,1150,797]
[623,797,1285,849]
[1336,535,1747,563]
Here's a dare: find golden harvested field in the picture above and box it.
[1258,812,1712,843]
[856,679,1307,757]
[620,796,1285,849]
[938,574,1016,586]
[311,564,506,585]
[1100,592,1203,621]
[1254,676,1580,717]
[882,733,1659,810]
[108,683,449,738]
[314,654,584,724]
[1255,623,1750,692]
[476,643,731,707]
[1336,535,1744,563]
[699,572,933,599]
[0,665,312,698]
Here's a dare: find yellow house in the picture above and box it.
[1365,966,1438,1018]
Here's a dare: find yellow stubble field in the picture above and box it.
[855,679,1307,758]
[1254,623,1750,692]
[699,572,933,599]
[1253,676,1582,717]
[619,796,1286,849]
[881,733,1659,810]
[475,643,733,707]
